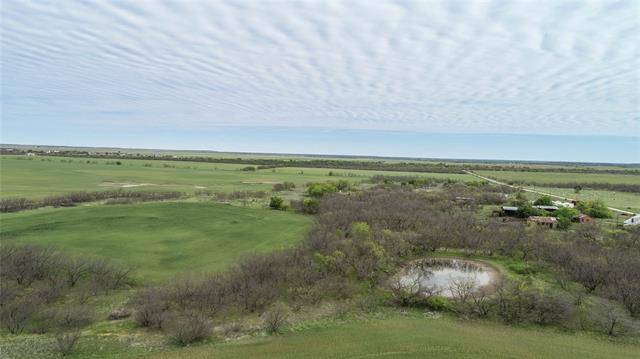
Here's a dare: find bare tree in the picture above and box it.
[165,312,212,346]
[53,330,81,356]
[448,276,477,304]
[2,245,58,286]
[0,298,39,334]
[62,258,89,287]
[469,288,491,317]
[262,303,290,334]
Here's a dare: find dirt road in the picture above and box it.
[463,170,636,215]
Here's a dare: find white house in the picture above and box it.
[624,215,640,226]
[552,200,574,208]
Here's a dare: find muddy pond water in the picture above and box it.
[396,258,500,298]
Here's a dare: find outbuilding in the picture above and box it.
[533,205,558,212]
[527,216,557,229]
[552,200,575,208]
[500,206,519,216]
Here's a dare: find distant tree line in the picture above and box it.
[369,175,460,186]
[0,190,182,213]
[4,149,638,175]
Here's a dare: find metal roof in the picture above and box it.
[533,205,559,210]
[528,216,557,223]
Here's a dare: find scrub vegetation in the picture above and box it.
[0,151,638,358]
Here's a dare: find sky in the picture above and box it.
[1,0,639,163]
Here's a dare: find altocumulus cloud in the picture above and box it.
[1,0,639,136]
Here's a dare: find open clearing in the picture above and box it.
[153,314,639,359]
[466,171,640,214]
[0,156,474,198]
[473,170,640,213]
[475,170,640,185]
[525,187,640,213]
[0,201,311,280]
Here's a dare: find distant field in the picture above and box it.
[153,314,640,359]
[7,145,638,171]
[476,170,640,185]
[0,155,474,198]
[0,202,311,280]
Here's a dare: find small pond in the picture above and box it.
[395,258,499,298]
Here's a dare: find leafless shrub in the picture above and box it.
[0,283,19,307]
[332,301,351,319]
[531,292,575,326]
[164,312,212,345]
[1,245,58,286]
[1,190,182,213]
[27,309,56,334]
[53,305,94,329]
[104,197,134,205]
[0,297,39,334]
[355,294,380,313]
[212,191,268,201]
[53,330,81,356]
[221,321,244,336]
[583,301,636,336]
[469,288,491,317]
[388,272,437,307]
[493,281,530,324]
[62,258,89,287]
[448,276,477,305]
[448,276,480,319]
[262,303,290,334]
[493,280,575,326]
[604,249,640,317]
[0,197,37,212]
[33,277,66,304]
[134,288,170,328]
[87,260,132,294]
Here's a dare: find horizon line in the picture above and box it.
[3,143,639,167]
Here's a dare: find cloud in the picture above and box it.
[1,0,639,136]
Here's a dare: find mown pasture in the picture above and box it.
[475,170,640,185]
[0,201,311,281]
[475,170,640,213]
[154,314,639,359]
[0,155,473,198]
[523,187,640,213]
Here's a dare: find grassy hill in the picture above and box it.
[0,201,311,280]
[153,314,639,359]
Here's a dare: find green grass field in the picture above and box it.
[473,170,640,213]
[476,170,640,185]
[153,314,639,359]
[523,187,640,213]
[0,201,311,280]
[0,156,473,198]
